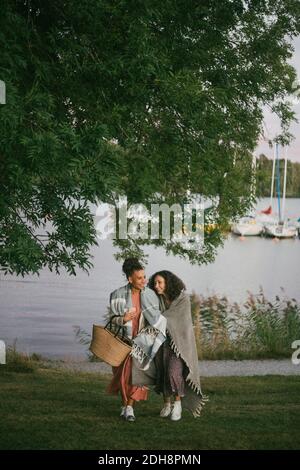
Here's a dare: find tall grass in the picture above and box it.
[1,340,42,373]
[191,287,300,359]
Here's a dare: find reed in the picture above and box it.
[192,287,300,359]
[2,340,41,373]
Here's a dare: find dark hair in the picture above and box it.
[122,258,144,279]
[148,270,186,302]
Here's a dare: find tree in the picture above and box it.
[1,0,300,275]
[256,153,300,198]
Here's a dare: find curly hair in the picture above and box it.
[148,270,186,302]
[122,257,144,279]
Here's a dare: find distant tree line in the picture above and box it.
[255,154,300,198]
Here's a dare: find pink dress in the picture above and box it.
[107,290,148,403]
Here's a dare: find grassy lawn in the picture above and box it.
[0,366,300,450]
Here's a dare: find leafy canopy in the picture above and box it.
[1,0,299,274]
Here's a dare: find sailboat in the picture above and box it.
[263,143,297,238]
[231,154,264,236]
[231,215,264,236]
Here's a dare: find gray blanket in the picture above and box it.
[132,291,208,417]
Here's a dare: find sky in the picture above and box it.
[255,36,300,162]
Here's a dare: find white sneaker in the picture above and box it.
[120,406,126,419]
[170,401,182,421]
[125,405,136,422]
[160,403,172,418]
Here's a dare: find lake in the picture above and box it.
[0,197,299,359]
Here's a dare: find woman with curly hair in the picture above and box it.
[148,270,207,421]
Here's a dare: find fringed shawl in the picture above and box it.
[159,291,208,417]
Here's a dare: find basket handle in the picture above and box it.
[105,315,126,340]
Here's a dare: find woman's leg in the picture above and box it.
[168,352,185,399]
[168,353,185,421]
[125,398,136,422]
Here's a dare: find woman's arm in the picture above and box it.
[109,290,137,326]
[110,307,136,326]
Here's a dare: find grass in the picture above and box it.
[1,365,300,450]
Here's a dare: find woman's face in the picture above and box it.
[154,275,166,295]
[128,269,146,290]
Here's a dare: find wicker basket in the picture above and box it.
[89,321,132,367]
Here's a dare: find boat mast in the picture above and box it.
[270,142,276,209]
[282,146,288,221]
[250,153,257,214]
[275,142,282,223]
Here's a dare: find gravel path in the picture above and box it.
[42,359,300,376]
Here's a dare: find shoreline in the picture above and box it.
[39,358,300,377]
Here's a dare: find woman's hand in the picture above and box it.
[123,307,137,323]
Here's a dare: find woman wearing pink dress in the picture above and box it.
[107,258,149,422]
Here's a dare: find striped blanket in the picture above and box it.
[109,283,166,370]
